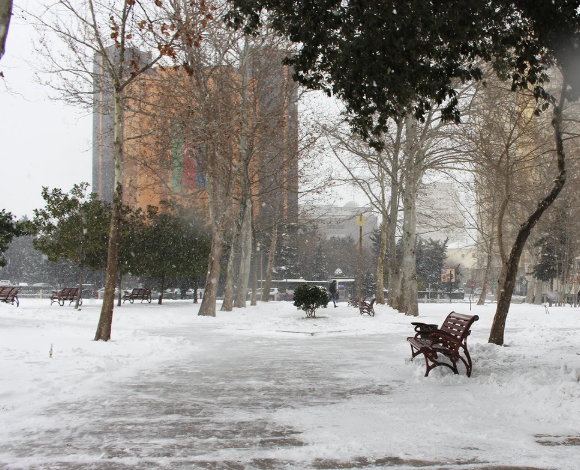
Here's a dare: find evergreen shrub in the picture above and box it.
[293,284,328,318]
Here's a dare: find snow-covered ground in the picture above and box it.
[0,298,578,469]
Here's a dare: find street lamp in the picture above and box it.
[356,214,366,300]
[257,242,263,292]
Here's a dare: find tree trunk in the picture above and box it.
[400,176,419,316]
[477,239,493,305]
[526,275,535,304]
[75,258,84,310]
[534,279,543,305]
[193,278,198,303]
[250,225,258,306]
[399,117,420,316]
[0,0,12,61]
[262,222,278,301]
[375,214,388,304]
[234,192,253,308]
[117,272,122,307]
[233,42,253,309]
[198,232,224,316]
[525,249,536,304]
[221,210,243,311]
[387,168,400,309]
[488,84,568,345]
[95,88,123,341]
[158,276,165,305]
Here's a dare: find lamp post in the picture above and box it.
[356,214,366,300]
[257,242,263,292]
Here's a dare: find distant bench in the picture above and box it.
[50,288,81,306]
[122,288,152,304]
[0,286,20,307]
[407,311,479,377]
[348,296,376,316]
[359,298,375,316]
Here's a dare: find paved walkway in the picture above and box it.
[0,324,549,470]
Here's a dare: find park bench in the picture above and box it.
[407,311,479,377]
[0,286,20,307]
[122,288,152,304]
[359,298,375,316]
[50,288,82,306]
[348,296,364,308]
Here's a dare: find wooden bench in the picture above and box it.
[407,311,479,377]
[0,286,20,307]
[348,296,364,308]
[122,288,152,304]
[50,288,82,306]
[359,298,375,316]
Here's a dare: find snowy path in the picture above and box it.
[0,300,579,469]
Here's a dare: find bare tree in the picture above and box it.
[0,0,11,62]
[324,120,403,305]
[29,0,203,339]
[485,71,576,344]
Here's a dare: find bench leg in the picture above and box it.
[459,345,474,377]
[423,355,458,377]
[413,348,459,377]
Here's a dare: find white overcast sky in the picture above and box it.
[0,15,92,219]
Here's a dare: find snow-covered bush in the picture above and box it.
[293,284,328,318]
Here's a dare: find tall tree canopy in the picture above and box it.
[228,0,580,143]
[0,209,23,267]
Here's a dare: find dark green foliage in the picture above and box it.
[416,238,448,290]
[136,203,211,304]
[228,0,580,146]
[293,284,328,317]
[532,210,573,282]
[0,209,24,267]
[361,271,375,296]
[29,183,111,271]
[275,225,300,279]
[117,205,147,278]
[312,241,328,281]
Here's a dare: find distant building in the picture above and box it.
[306,201,378,247]
[92,47,152,204]
[416,181,468,245]
[92,46,299,226]
[446,245,478,285]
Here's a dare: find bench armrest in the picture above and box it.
[411,322,439,339]
[411,322,438,328]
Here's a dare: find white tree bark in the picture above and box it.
[399,117,420,316]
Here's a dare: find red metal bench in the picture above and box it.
[0,286,20,307]
[50,288,81,306]
[348,296,364,308]
[359,298,375,316]
[407,311,479,377]
[122,288,152,304]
